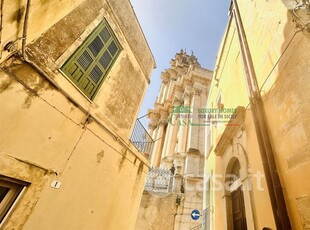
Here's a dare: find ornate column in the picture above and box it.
[166,96,182,157]
[148,122,156,140]
[177,91,191,154]
[187,87,201,151]
[161,118,171,160]
[159,83,167,104]
[151,111,168,168]
[156,83,164,103]
[158,74,169,104]
[160,99,182,169]
[148,112,159,140]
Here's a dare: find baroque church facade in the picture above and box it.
[135,51,212,230]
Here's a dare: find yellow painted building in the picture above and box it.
[0,0,155,229]
[204,0,310,229]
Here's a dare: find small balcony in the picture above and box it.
[144,167,173,194]
[130,119,154,160]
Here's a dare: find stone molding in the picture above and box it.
[161,73,169,83]
[194,89,202,96]
[148,122,157,130]
[159,110,169,126]
[214,106,246,157]
[183,91,192,100]
[172,95,183,106]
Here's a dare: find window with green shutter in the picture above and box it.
[61,19,122,100]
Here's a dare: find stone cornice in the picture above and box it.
[172,95,183,106]
[161,72,170,83]
[193,88,202,96]
[148,122,157,130]
[187,70,213,86]
[170,82,184,99]
[183,90,192,100]
[158,119,168,126]
[214,106,246,157]
[159,108,169,124]
[193,82,204,95]
[106,0,156,78]
[167,69,178,78]
[147,109,160,120]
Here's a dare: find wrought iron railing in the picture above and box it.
[144,167,173,193]
[130,119,154,159]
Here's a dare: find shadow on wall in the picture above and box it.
[261,11,310,229]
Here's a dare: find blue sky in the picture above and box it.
[130,0,231,122]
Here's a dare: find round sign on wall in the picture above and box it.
[191,209,200,220]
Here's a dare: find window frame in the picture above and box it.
[60,18,122,100]
[0,176,27,226]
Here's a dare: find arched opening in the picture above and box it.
[225,158,247,230]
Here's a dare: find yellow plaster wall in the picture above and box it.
[0,60,150,229]
[206,0,310,229]
[0,0,154,229]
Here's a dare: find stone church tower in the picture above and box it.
[136,50,213,230]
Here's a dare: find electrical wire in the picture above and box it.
[59,127,86,175]
[0,66,149,175]
[259,28,303,93]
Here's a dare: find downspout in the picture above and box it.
[231,0,292,229]
[22,0,31,57]
[213,15,232,82]
[0,0,4,59]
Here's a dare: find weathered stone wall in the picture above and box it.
[2,0,155,139]
[135,192,178,230]
[174,188,203,230]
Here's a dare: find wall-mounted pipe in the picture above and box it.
[0,0,4,59]
[21,0,31,57]
[213,15,233,82]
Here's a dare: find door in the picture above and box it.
[231,187,247,230]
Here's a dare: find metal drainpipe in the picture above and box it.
[231,0,292,229]
[213,15,233,82]
[0,0,4,59]
[22,0,31,57]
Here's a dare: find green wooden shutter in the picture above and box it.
[61,19,122,100]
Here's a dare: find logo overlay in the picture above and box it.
[169,106,239,127]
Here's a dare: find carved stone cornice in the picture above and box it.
[214,106,246,157]
[170,82,183,99]
[159,119,168,126]
[167,68,178,77]
[161,72,169,83]
[172,95,183,106]
[147,109,160,126]
[193,83,204,96]
[158,110,169,126]
[148,122,157,130]
[194,88,202,96]
[183,91,192,101]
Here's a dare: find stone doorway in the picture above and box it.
[225,158,248,230]
[231,187,247,230]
